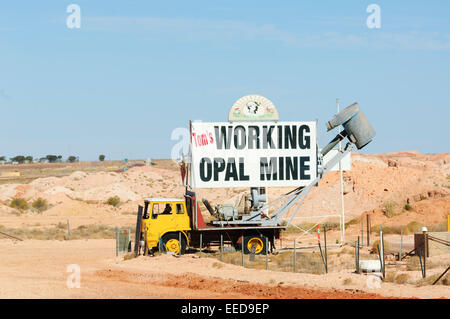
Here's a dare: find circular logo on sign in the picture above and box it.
[229,94,279,121]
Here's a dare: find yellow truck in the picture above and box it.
[135,192,283,255]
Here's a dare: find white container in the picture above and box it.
[359,260,381,272]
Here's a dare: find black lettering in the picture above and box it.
[199,158,212,181]
[278,157,284,180]
[286,157,298,180]
[284,125,297,149]
[225,158,238,181]
[214,126,233,150]
[233,126,246,150]
[300,156,310,179]
[238,158,249,180]
[260,157,277,181]
[298,125,310,149]
[262,125,275,149]
[213,158,226,181]
[247,126,260,149]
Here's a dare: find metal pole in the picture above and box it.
[381,230,385,278]
[199,233,202,258]
[357,236,360,273]
[355,241,358,272]
[361,221,364,247]
[377,244,383,279]
[293,239,296,273]
[220,234,223,262]
[265,237,268,270]
[158,232,161,254]
[241,235,244,267]
[115,227,119,257]
[399,229,403,261]
[324,226,328,273]
[418,247,424,278]
[432,265,450,285]
[337,98,346,243]
[178,231,182,251]
[366,214,370,246]
[144,228,148,256]
[423,229,427,278]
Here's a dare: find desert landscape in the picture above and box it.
[0,151,448,299]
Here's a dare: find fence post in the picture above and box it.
[361,221,364,247]
[158,232,162,255]
[199,233,202,258]
[324,226,328,273]
[220,234,223,262]
[418,247,425,278]
[144,228,148,256]
[377,244,383,279]
[399,229,403,261]
[366,214,370,246]
[293,239,296,273]
[423,229,428,278]
[265,237,268,271]
[241,235,244,267]
[67,219,71,238]
[179,232,182,256]
[357,236,360,273]
[115,227,119,257]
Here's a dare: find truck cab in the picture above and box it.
[141,198,191,254]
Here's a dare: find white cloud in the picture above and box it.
[84,16,450,51]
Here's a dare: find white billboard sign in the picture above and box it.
[191,121,317,188]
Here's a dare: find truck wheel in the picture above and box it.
[161,233,187,255]
[244,236,267,255]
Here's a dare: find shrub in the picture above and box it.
[406,256,421,271]
[343,278,352,285]
[403,203,413,211]
[32,197,48,212]
[405,221,422,234]
[419,195,428,201]
[394,273,410,284]
[372,239,390,254]
[105,196,121,207]
[10,198,29,210]
[383,201,396,218]
[99,154,106,162]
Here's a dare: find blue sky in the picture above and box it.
[0,1,449,160]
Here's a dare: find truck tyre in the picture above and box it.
[244,235,267,255]
[161,233,187,255]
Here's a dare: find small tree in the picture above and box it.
[0,156,6,161]
[10,155,25,164]
[32,197,48,212]
[68,156,77,163]
[46,155,57,163]
[25,156,33,163]
[99,154,106,162]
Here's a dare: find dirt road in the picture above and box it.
[0,239,448,299]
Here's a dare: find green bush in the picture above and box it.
[372,239,391,254]
[406,221,422,234]
[403,203,413,211]
[10,198,29,210]
[105,196,121,207]
[383,200,396,218]
[32,197,48,212]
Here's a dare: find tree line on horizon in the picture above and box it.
[0,154,107,164]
